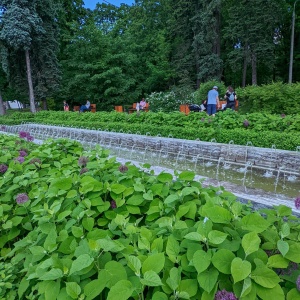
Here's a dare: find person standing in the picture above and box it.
[63,101,69,111]
[224,86,237,111]
[207,86,219,116]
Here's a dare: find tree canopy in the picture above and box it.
[0,0,299,111]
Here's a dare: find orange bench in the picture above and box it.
[128,102,149,113]
[73,103,96,112]
[217,100,239,111]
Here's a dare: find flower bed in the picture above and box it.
[1,133,300,299]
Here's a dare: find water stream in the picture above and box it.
[1,123,299,201]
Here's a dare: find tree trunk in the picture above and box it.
[251,51,257,85]
[42,98,48,110]
[242,43,248,87]
[25,49,36,113]
[0,92,6,115]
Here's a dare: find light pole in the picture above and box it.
[288,0,299,83]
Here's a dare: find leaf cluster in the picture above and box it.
[1,134,300,299]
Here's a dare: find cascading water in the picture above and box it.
[1,123,299,201]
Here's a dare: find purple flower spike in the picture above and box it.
[215,290,237,300]
[16,193,29,204]
[27,135,34,141]
[19,131,27,138]
[295,196,300,209]
[281,113,286,118]
[15,157,25,164]
[30,158,41,165]
[243,120,249,128]
[80,167,88,175]
[19,150,28,157]
[78,156,89,167]
[119,165,128,173]
[0,164,8,174]
[296,275,300,291]
[110,200,117,209]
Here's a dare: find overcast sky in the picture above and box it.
[84,0,134,10]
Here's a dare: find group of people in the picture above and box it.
[63,88,235,116]
[63,100,90,112]
[206,85,237,116]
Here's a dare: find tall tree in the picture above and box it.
[192,0,223,84]
[222,0,285,86]
[0,0,60,112]
[0,0,44,113]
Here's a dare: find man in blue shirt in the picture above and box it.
[207,86,219,116]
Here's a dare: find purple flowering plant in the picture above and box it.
[16,193,29,204]
[0,164,8,174]
[295,196,300,209]
[118,165,128,173]
[215,290,237,300]
[0,133,300,298]
[15,156,25,164]
[78,156,89,167]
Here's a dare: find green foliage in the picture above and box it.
[236,82,300,114]
[2,109,300,150]
[146,91,186,112]
[1,134,300,299]
[195,80,227,103]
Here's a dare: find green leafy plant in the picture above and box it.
[1,134,300,299]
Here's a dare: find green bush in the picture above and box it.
[194,80,227,103]
[1,134,300,299]
[1,110,300,151]
[236,82,300,114]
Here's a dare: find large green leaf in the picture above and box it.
[110,183,126,194]
[152,291,168,300]
[231,258,251,283]
[140,270,163,287]
[179,279,198,297]
[208,230,228,244]
[242,232,261,256]
[211,249,235,274]
[201,206,232,224]
[287,288,300,300]
[84,279,107,300]
[126,194,144,206]
[197,268,218,293]
[107,280,133,300]
[105,261,128,288]
[251,266,280,288]
[157,172,173,183]
[241,214,270,233]
[44,281,61,300]
[66,282,81,299]
[49,177,72,191]
[142,253,165,274]
[178,171,195,181]
[127,256,142,275]
[285,242,300,262]
[267,254,289,268]
[69,254,94,276]
[164,194,179,205]
[277,240,289,257]
[166,267,181,291]
[40,268,63,281]
[166,235,180,263]
[255,283,284,300]
[193,250,212,274]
